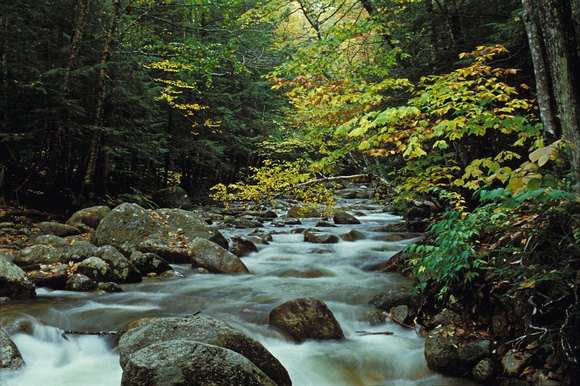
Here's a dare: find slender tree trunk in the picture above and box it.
[81,0,122,199]
[521,0,557,137]
[425,0,437,69]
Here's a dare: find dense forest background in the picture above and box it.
[2,0,575,211]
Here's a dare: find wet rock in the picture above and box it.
[155,208,228,249]
[129,252,172,275]
[268,297,344,342]
[65,273,98,291]
[73,257,115,283]
[502,350,532,377]
[0,328,25,370]
[369,289,418,311]
[151,186,192,209]
[225,219,264,229]
[315,221,336,227]
[98,282,123,292]
[93,203,163,256]
[61,240,100,263]
[424,326,466,377]
[390,305,415,325]
[34,235,69,248]
[94,245,141,283]
[458,339,492,364]
[93,204,228,261]
[66,206,111,229]
[118,314,291,386]
[333,211,360,225]
[0,259,36,299]
[303,230,339,244]
[433,308,462,325]
[472,358,496,381]
[189,238,250,274]
[288,205,321,218]
[230,235,259,257]
[121,340,276,386]
[13,244,62,266]
[246,235,270,245]
[279,268,329,278]
[404,205,433,221]
[339,230,366,242]
[27,264,69,289]
[38,222,82,237]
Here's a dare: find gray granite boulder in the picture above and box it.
[118,314,291,386]
[121,340,276,386]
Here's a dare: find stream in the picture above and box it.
[0,200,470,385]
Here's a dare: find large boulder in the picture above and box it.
[118,315,291,386]
[0,258,36,298]
[424,326,492,378]
[189,239,250,274]
[93,203,162,256]
[92,204,228,262]
[121,340,276,386]
[66,206,111,229]
[268,297,344,342]
[0,328,25,370]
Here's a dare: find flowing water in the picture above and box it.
[0,201,470,385]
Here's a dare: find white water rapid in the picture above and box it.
[0,201,472,385]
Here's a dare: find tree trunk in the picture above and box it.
[425,0,437,69]
[80,0,122,199]
[536,0,580,190]
[521,0,557,137]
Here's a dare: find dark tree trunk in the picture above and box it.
[521,0,557,137]
[537,0,580,188]
[81,0,122,200]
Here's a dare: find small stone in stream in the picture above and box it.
[98,282,123,292]
[66,273,98,292]
[303,230,339,244]
[333,211,360,225]
[27,264,69,289]
[230,235,258,257]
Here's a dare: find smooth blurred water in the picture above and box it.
[0,201,469,385]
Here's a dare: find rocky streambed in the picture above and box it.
[0,190,520,385]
